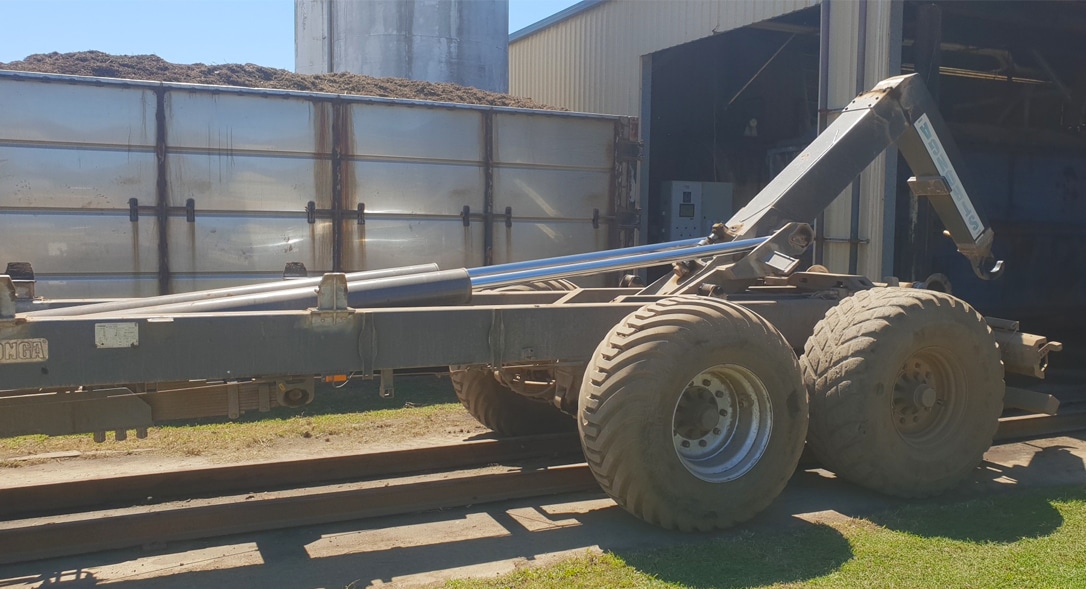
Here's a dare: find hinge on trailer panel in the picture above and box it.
[185,198,196,222]
[461,205,471,227]
[505,206,513,228]
[306,201,317,224]
[128,198,139,222]
[592,208,600,229]
[357,203,365,225]
[283,262,308,279]
[615,210,640,229]
[4,262,35,300]
[617,139,643,161]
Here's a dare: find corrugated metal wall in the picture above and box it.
[509,0,818,116]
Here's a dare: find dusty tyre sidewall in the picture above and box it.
[579,300,808,530]
[803,289,1003,495]
[488,279,578,292]
[450,366,573,436]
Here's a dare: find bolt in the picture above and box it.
[715,391,724,398]
[702,379,711,387]
[681,440,690,448]
[713,428,721,435]
[698,440,707,447]
[719,409,728,416]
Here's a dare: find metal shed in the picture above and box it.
[510,0,1086,341]
[510,0,897,281]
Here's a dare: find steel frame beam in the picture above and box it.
[0,294,836,393]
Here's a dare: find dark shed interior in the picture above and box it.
[644,1,1086,344]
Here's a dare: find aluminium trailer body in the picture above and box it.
[0,74,1061,531]
[0,69,638,298]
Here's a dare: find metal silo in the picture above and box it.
[295,0,509,93]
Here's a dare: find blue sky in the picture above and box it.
[0,0,580,69]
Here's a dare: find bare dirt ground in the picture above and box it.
[0,376,488,485]
[0,416,489,489]
[0,51,559,109]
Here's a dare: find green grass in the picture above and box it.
[447,485,1086,589]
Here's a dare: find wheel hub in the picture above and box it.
[673,385,729,442]
[672,364,772,483]
[914,384,937,409]
[891,350,962,443]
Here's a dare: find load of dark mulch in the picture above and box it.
[0,50,559,109]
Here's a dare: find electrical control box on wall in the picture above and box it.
[661,181,733,241]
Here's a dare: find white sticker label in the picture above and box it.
[914,114,984,240]
[0,339,49,364]
[95,322,139,349]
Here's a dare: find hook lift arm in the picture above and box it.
[660,73,1003,295]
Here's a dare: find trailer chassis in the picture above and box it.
[0,74,1064,530]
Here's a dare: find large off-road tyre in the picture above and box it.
[801,287,1004,497]
[450,366,574,436]
[451,278,581,435]
[578,297,808,531]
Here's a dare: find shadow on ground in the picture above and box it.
[4,439,1085,588]
[863,444,1086,543]
[616,520,852,589]
[0,502,855,589]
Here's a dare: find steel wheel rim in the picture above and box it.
[891,346,967,448]
[672,364,773,483]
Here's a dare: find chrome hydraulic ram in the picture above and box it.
[468,236,767,290]
[24,264,441,317]
[466,237,705,278]
[25,235,769,316]
[81,269,475,315]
